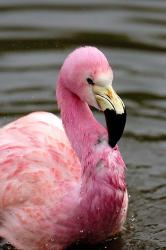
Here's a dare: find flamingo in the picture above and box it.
[0,46,127,250]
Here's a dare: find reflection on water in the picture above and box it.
[0,0,165,249]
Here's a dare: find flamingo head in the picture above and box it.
[59,46,126,147]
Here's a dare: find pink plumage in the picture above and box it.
[0,46,128,250]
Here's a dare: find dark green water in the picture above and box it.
[0,0,166,249]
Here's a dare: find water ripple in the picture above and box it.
[0,31,165,53]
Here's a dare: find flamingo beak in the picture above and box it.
[93,85,126,148]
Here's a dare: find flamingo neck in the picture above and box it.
[56,82,127,237]
[56,82,106,162]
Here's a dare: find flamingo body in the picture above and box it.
[0,47,128,250]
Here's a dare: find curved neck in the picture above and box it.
[56,81,127,232]
[56,82,106,162]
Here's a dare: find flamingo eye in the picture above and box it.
[87,78,94,85]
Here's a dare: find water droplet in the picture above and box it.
[113,236,118,240]
[130,215,136,222]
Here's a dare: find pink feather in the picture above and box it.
[0,47,128,250]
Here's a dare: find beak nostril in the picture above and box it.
[107,90,113,98]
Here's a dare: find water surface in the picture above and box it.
[0,0,166,249]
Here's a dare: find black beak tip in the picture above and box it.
[104,109,127,148]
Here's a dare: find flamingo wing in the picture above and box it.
[0,111,81,206]
[0,112,81,249]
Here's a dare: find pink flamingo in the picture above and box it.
[0,47,127,250]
